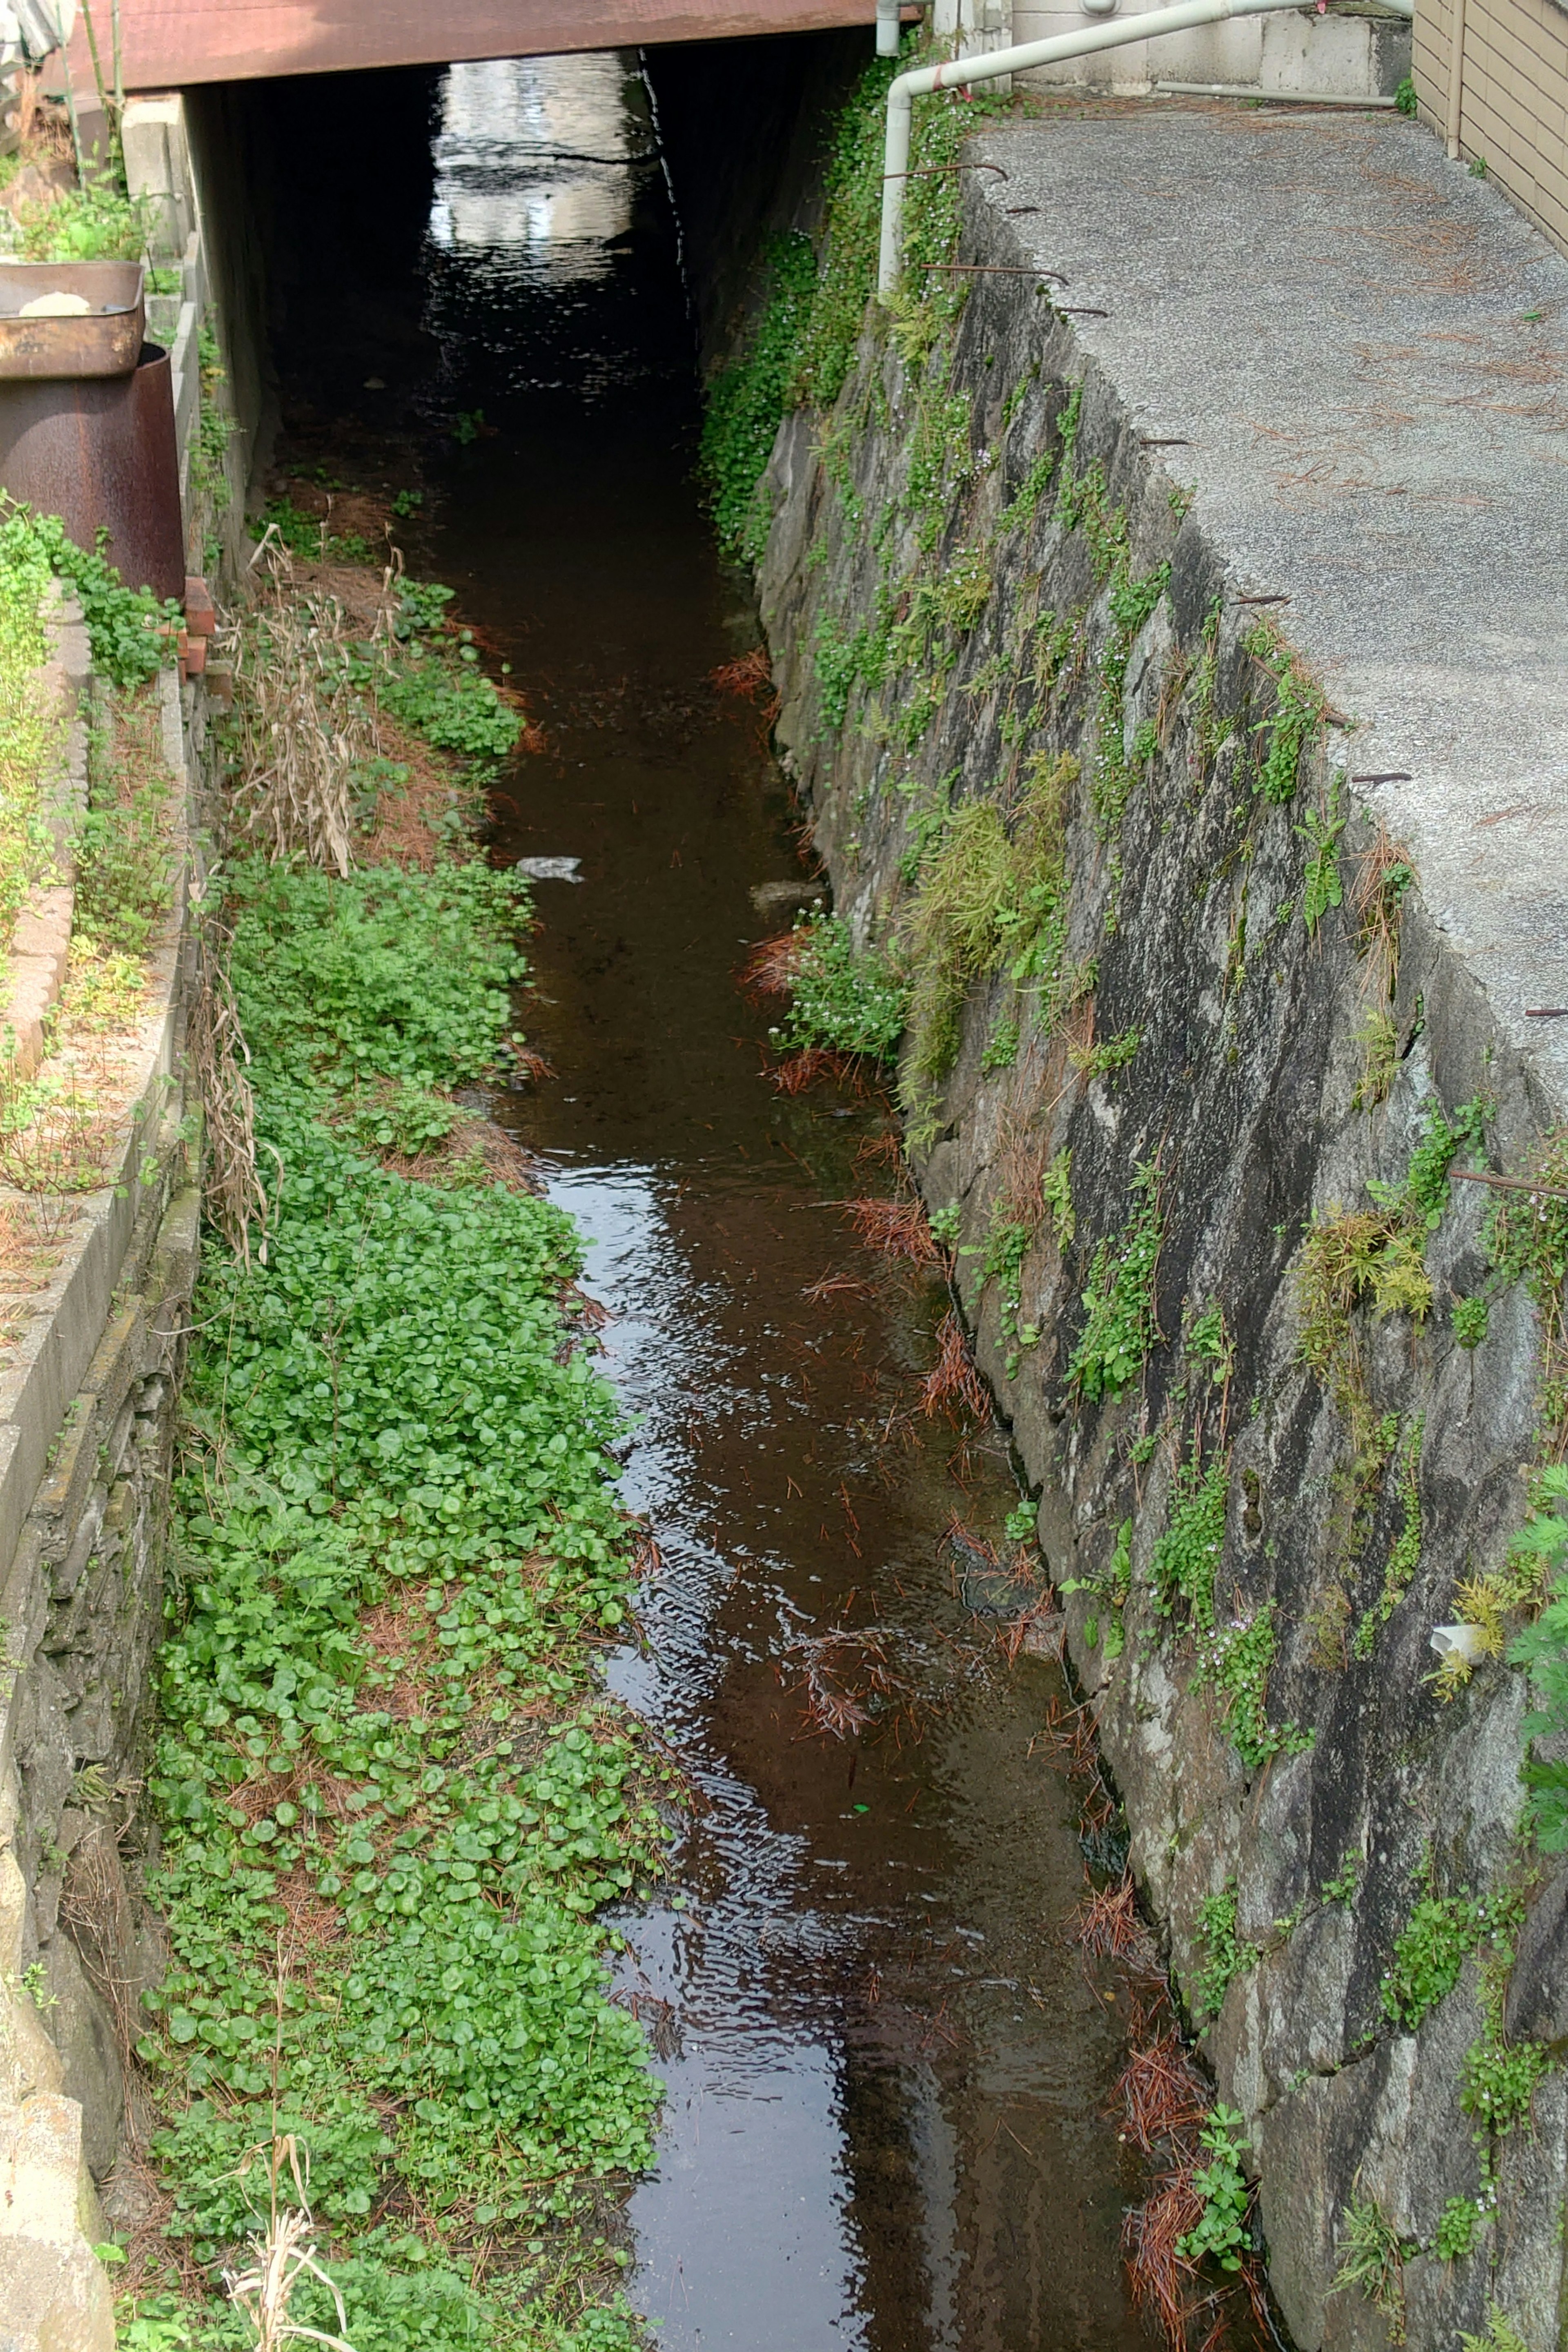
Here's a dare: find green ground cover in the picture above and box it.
[122,850,668,2352]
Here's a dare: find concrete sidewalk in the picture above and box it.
[973,105,1568,1094]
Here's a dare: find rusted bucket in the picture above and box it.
[0,341,185,604]
[0,262,146,380]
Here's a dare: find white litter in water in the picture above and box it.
[18,291,91,317]
[515,856,582,882]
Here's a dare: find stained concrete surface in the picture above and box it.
[973,107,1568,1100]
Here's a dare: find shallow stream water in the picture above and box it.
[278,50,1160,2351]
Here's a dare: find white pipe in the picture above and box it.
[877,0,1414,294]
[876,0,900,55]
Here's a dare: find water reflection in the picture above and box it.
[430,55,636,269]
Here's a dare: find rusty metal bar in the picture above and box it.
[72,0,909,90]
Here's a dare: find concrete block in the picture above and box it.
[80,1306,145,1430]
[0,2229,115,2352]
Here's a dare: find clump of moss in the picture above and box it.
[898,752,1076,1140]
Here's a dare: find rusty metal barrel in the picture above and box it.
[0,261,185,606]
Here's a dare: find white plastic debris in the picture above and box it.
[515,857,581,882]
[1429,1623,1490,1667]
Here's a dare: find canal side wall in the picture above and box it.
[750,127,1568,2352]
[0,640,207,2351]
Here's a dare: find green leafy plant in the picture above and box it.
[1296,781,1346,933]
[1152,1450,1229,1633]
[0,503,59,954]
[1452,1294,1489,1349]
[900,753,1076,1129]
[1070,1025,1140,1080]
[14,172,149,262]
[1321,1849,1360,1907]
[1507,1470,1568,1847]
[699,232,818,557]
[1433,2194,1483,2262]
[1,500,179,687]
[1380,1872,1517,2031]
[1062,1516,1134,1662]
[980,1014,1019,1071]
[1460,2029,1551,2136]
[769,909,906,1062]
[1067,1159,1163,1403]
[1351,1414,1423,1660]
[1176,2106,1253,2271]
[1394,73,1418,116]
[1461,2307,1531,2352]
[1244,622,1329,806]
[76,687,175,955]
[373,646,520,768]
[139,844,667,2346]
[1298,1095,1487,1392]
[1193,1881,1248,2019]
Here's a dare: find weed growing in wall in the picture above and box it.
[1381,1882,1501,2031]
[965,1201,1040,1378]
[1243,621,1330,805]
[1350,1415,1423,1661]
[1486,1134,1568,1439]
[76,686,176,955]
[700,232,817,558]
[1192,1881,1249,2019]
[1298,1096,1486,1397]
[1434,2196,1484,2262]
[899,754,1075,1143]
[1509,1483,1568,1847]
[1334,2189,1410,2343]
[1067,1160,1163,1404]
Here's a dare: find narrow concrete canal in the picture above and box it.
[273,48,1163,2352]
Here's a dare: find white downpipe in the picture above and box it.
[876,0,900,56]
[877,0,1415,295]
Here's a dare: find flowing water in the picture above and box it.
[276,50,1160,2351]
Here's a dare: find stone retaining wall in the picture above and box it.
[754,143,1568,2349]
[0,644,203,2351]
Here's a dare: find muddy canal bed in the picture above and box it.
[272,49,1163,2352]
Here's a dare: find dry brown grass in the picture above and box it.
[709,646,780,739]
[802,1270,876,1305]
[188,923,266,1262]
[1352,821,1414,1004]
[709,648,772,699]
[783,1626,913,1746]
[739,929,802,1001]
[1124,2169,1207,2348]
[1114,2031,1212,2156]
[841,1196,939,1264]
[1072,1873,1151,1962]
[771,1045,864,1096]
[920,1310,991,1423]
[232,591,367,875]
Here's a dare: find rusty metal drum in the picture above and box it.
[0,340,185,604]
